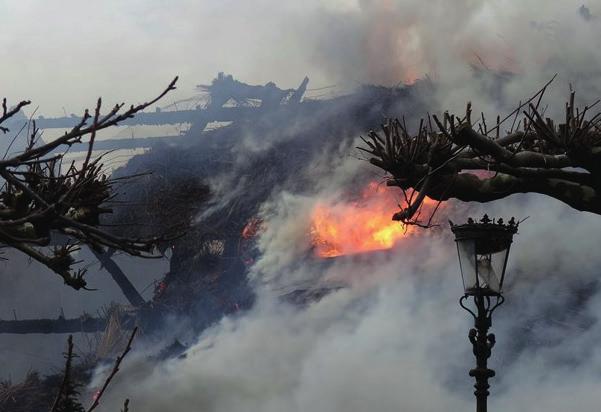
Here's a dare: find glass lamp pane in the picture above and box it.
[476,249,508,293]
[456,239,477,291]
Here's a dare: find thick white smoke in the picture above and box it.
[308,0,601,115]
[96,192,601,412]
[95,137,601,412]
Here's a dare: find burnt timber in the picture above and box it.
[28,73,312,152]
[0,316,107,334]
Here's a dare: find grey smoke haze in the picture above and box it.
[2,0,601,409]
[98,139,601,412]
[2,1,600,116]
[0,249,168,380]
[96,192,601,412]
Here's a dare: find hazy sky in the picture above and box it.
[1,0,599,118]
[0,0,359,117]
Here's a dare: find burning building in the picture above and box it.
[4,2,601,411]
[0,73,435,339]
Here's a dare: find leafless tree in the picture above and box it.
[0,77,178,289]
[360,77,601,225]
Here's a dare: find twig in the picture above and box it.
[50,335,75,412]
[87,327,138,412]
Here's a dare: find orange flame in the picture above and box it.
[241,217,264,239]
[310,182,438,258]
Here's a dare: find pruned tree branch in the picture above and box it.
[0,77,178,289]
[359,78,601,225]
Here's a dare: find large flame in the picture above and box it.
[310,182,437,258]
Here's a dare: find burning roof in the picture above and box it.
[99,74,433,332]
[0,74,435,337]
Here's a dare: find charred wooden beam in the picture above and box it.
[67,134,187,151]
[289,76,309,104]
[0,316,106,334]
[92,248,146,307]
[30,109,199,129]
[33,74,311,134]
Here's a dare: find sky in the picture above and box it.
[0,0,359,117]
[2,0,599,118]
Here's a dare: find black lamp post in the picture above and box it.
[450,215,518,412]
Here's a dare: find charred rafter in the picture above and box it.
[0,316,107,334]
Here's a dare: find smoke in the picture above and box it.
[93,87,601,412]
[95,235,469,412]
[307,1,601,112]
[94,189,601,412]
[95,124,601,412]
[5,1,600,118]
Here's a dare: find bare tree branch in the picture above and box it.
[0,77,178,289]
[359,79,601,224]
[49,335,75,412]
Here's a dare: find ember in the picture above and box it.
[310,182,438,258]
[241,217,264,239]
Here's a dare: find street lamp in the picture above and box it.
[450,215,519,412]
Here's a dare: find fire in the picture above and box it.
[310,182,437,258]
[241,217,264,239]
